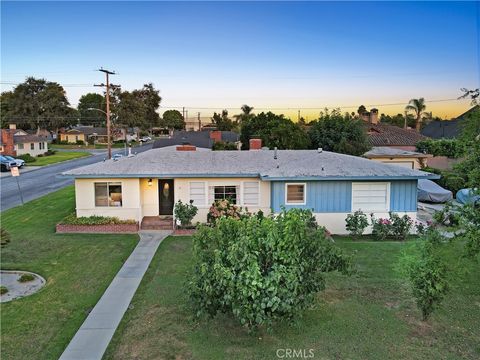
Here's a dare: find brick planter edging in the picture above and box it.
[56,223,139,234]
[173,229,197,236]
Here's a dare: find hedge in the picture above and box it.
[416,139,465,158]
[60,213,136,225]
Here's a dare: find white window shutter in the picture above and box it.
[189,182,206,206]
[243,182,259,206]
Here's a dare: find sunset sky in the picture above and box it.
[1,1,479,121]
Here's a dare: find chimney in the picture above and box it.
[176,144,196,151]
[249,138,262,150]
[1,129,16,156]
[370,108,379,124]
[9,124,16,130]
[209,130,222,143]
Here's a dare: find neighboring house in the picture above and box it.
[64,139,437,234]
[152,130,240,149]
[421,105,479,139]
[60,126,125,144]
[1,125,48,157]
[26,129,54,142]
[364,147,432,169]
[366,123,427,151]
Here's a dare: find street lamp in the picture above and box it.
[87,108,111,158]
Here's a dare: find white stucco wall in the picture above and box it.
[16,141,48,157]
[75,178,142,221]
[140,178,159,217]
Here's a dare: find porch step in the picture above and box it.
[141,216,174,230]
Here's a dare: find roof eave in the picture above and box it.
[260,174,440,181]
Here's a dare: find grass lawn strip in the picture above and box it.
[0,186,138,360]
[30,151,90,166]
[104,236,480,360]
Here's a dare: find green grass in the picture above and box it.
[104,236,480,360]
[51,143,141,150]
[31,151,89,166]
[0,187,138,360]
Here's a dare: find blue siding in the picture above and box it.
[390,180,418,211]
[271,180,418,213]
[270,181,352,213]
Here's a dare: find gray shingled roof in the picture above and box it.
[364,147,432,158]
[64,149,438,180]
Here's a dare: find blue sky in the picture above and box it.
[1,1,478,119]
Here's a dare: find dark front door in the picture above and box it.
[158,179,174,215]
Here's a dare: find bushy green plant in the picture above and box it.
[1,228,11,247]
[76,140,85,145]
[44,149,56,156]
[416,138,466,158]
[371,216,391,241]
[432,202,460,227]
[189,208,351,329]
[389,212,413,240]
[457,196,480,258]
[18,273,35,283]
[61,213,136,225]
[207,199,245,223]
[345,210,369,239]
[174,200,198,228]
[212,141,238,151]
[0,286,8,295]
[16,154,36,163]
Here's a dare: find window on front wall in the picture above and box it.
[352,182,389,212]
[30,143,35,150]
[95,182,123,207]
[209,185,239,204]
[18,143,24,150]
[286,183,306,205]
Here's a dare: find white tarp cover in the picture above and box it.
[417,179,453,203]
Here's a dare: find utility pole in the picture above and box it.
[298,110,300,122]
[198,112,201,131]
[404,110,408,129]
[95,68,118,159]
[182,107,185,130]
[186,110,188,129]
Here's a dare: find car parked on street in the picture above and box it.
[0,155,18,172]
[139,136,152,143]
[3,155,25,168]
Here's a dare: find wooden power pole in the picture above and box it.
[95,68,118,159]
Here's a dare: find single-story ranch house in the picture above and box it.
[64,144,438,234]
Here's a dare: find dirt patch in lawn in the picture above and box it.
[0,270,46,302]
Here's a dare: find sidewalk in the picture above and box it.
[59,231,171,360]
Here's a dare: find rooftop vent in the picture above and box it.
[318,148,323,153]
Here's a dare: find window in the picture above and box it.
[30,143,35,150]
[17,143,24,150]
[189,182,206,206]
[209,185,239,204]
[243,181,260,206]
[352,182,389,212]
[95,182,122,207]
[39,142,45,150]
[285,183,306,205]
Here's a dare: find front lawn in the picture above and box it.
[104,236,480,360]
[0,187,138,360]
[30,151,89,166]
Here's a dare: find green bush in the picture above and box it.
[370,212,413,241]
[416,138,465,158]
[1,228,11,247]
[76,140,85,145]
[212,141,238,151]
[432,202,460,227]
[16,154,36,163]
[18,273,35,283]
[345,210,369,239]
[174,200,198,228]
[0,286,8,295]
[61,213,136,225]
[44,149,57,156]
[189,208,351,329]
[441,174,466,194]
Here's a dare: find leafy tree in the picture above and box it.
[160,110,185,130]
[308,109,370,156]
[459,88,479,105]
[189,208,351,329]
[240,112,310,149]
[77,93,106,126]
[357,105,367,115]
[234,104,255,123]
[132,83,161,128]
[114,90,147,130]
[405,98,428,131]
[380,113,415,129]
[211,109,238,131]
[1,77,76,131]
[459,107,480,143]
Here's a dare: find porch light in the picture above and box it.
[148,178,153,187]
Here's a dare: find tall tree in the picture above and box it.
[1,77,76,131]
[132,83,161,128]
[308,109,370,156]
[405,98,427,131]
[160,110,185,130]
[114,90,147,130]
[357,105,367,115]
[77,93,106,126]
[212,109,238,131]
[234,104,255,123]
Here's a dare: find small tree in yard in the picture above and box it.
[188,208,351,329]
[345,210,369,239]
[174,200,198,228]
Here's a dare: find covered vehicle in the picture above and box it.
[456,189,480,205]
[417,179,453,203]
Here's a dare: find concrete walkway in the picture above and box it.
[59,231,171,360]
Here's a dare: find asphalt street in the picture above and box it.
[0,143,153,211]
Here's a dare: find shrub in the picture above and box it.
[61,213,136,225]
[432,202,460,227]
[44,149,57,156]
[16,154,36,163]
[189,208,351,329]
[18,273,35,283]
[441,174,466,194]
[457,196,480,258]
[345,210,369,239]
[371,216,392,241]
[0,286,8,295]
[174,200,198,228]
[76,140,85,145]
[37,154,44,157]
[1,228,11,247]
[207,199,245,223]
[212,141,238,151]
[416,138,465,158]
[389,212,413,240]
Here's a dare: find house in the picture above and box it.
[421,105,479,139]
[60,126,126,144]
[152,130,240,150]
[1,125,48,157]
[364,147,432,169]
[64,139,438,234]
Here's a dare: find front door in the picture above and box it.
[158,179,174,215]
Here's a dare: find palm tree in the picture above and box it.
[405,98,427,131]
[234,104,254,123]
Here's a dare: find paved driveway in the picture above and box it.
[0,143,153,211]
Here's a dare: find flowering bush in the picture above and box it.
[207,199,245,223]
[371,216,392,241]
[345,210,369,239]
[370,212,413,241]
